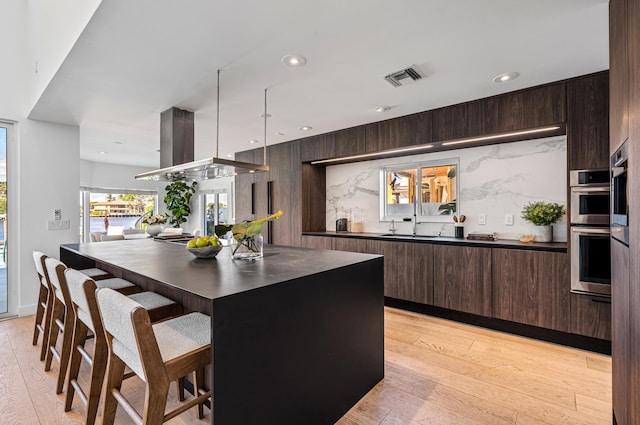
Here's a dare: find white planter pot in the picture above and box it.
[146,223,163,236]
[534,225,552,242]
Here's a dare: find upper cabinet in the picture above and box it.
[432,100,483,141]
[567,72,610,170]
[482,83,566,134]
[300,127,366,162]
[365,111,432,152]
[610,0,629,154]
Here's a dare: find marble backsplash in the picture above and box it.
[325,135,568,241]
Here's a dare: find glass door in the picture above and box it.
[204,191,229,236]
[0,122,11,317]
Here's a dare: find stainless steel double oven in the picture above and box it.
[569,169,611,296]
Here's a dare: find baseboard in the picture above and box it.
[385,297,612,355]
[18,304,37,317]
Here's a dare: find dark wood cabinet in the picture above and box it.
[332,237,369,254]
[567,72,610,170]
[433,245,491,316]
[482,84,565,134]
[610,0,629,155]
[300,127,366,163]
[365,112,432,152]
[368,240,433,305]
[612,239,630,425]
[300,235,333,250]
[301,164,326,233]
[432,100,483,142]
[570,293,611,340]
[491,249,569,332]
[267,141,301,247]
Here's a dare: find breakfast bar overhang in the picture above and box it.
[60,240,384,425]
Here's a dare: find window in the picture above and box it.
[80,189,157,242]
[380,158,458,222]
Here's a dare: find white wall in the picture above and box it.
[326,136,568,241]
[25,0,102,111]
[0,1,29,119]
[15,120,80,315]
[80,159,157,191]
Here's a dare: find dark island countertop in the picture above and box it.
[302,231,567,253]
[62,240,382,300]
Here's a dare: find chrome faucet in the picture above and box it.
[388,219,396,234]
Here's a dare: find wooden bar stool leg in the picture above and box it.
[85,336,109,425]
[65,320,89,412]
[44,299,64,372]
[55,306,75,394]
[177,377,186,401]
[144,381,170,425]
[32,283,48,345]
[195,369,206,419]
[39,290,54,361]
[101,354,126,425]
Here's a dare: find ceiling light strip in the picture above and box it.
[310,125,561,165]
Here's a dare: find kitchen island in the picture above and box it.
[61,240,384,425]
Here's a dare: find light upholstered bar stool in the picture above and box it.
[64,268,183,425]
[43,258,141,394]
[97,287,212,425]
[32,251,54,361]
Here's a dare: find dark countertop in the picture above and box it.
[62,240,382,300]
[302,231,567,253]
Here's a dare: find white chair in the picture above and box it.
[97,287,212,424]
[100,234,125,242]
[44,258,141,394]
[64,269,182,425]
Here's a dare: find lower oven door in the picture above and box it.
[571,227,611,296]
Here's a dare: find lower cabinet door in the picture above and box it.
[433,245,491,316]
[491,248,570,332]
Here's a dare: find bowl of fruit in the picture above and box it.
[186,235,223,259]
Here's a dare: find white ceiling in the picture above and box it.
[28,0,609,168]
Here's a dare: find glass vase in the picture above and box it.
[231,234,263,260]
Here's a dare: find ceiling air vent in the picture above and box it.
[383,65,424,88]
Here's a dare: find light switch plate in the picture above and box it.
[504,213,514,225]
[479,214,486,225]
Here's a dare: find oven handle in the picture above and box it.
[571,227,611,235]
[570,186,610,193]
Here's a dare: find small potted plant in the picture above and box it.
[142,214,166,236]
[164,181,198,227]
[521,201,566,242]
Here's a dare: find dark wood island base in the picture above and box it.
[61,240,384,425]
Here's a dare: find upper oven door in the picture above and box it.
[570,186,610,225]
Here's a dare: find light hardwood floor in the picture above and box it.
[0,307,611,424]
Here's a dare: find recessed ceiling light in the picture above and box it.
[282,54,307,67]
[493,72,519,83]
[299,126,313,131]
[276,131,285,136]
[249,139,259,144]
[100,151,107,155]
[227,154,233,158]
[259,113,272,118]
[373,106,391,113]
[114,141,122,145]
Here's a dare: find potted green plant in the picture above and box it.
[520,201,565,242]
[163,181,198,227]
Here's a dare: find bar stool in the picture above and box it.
[43,258,141,394]
[32,251,53,361]
[96,287,212,425]
[64,268,183,425]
